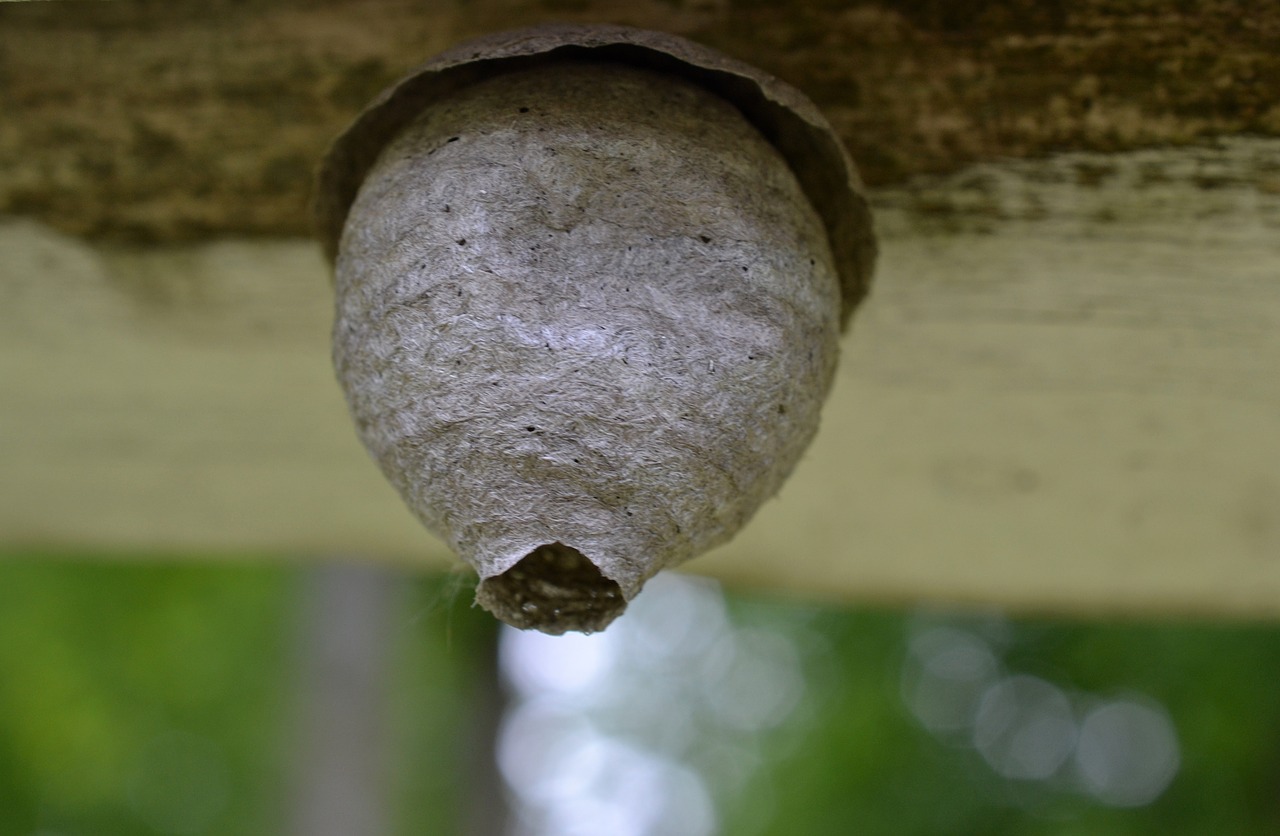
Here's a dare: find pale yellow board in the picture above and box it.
[2,139,1278,617]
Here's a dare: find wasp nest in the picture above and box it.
[317,25,876,634]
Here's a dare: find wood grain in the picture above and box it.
[1,0,1277,243]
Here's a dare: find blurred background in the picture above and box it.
[1,558,1276,836]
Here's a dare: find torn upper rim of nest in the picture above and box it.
[314,22,877,328]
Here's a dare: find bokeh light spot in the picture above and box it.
[902,627,1000,735]
[1075,699,1180,807]
[973,675,1076,781]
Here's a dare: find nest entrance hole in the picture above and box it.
[474,542,625,634]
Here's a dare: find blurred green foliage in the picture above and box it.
[0,560,492,836]
[0,560,1277,835]
[725,599,1280,835]
[0,560,295,835]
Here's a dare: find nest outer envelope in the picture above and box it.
[319,26,878,634]
[316,23,877,327]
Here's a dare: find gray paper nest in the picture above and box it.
[316,24,877,634]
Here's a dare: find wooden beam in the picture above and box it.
[1,0,1277,244]
[3,140,1278,618]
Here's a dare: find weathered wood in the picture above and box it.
[0,0,1276,244]
[3,141,1277,618]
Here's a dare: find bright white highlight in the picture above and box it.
[497,572,807,835]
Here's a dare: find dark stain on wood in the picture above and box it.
[0,0,1276,243]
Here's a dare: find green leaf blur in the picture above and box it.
[0,560,1277,834]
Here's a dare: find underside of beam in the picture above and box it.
[3,140,1277,619]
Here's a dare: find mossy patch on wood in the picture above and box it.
[0,0,1275,244]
